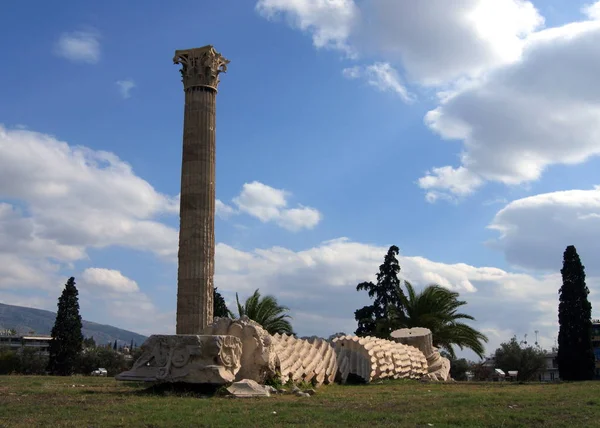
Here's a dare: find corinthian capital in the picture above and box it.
[173,45,230,91]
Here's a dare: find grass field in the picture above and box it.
[1,376,599,427]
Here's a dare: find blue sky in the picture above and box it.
[1,0,600,357]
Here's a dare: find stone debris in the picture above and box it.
[332,335,428,383]
[115,334,242,384]
[391,328,451,382]
[294,391,311,398]
[203,317,279,384]
[272,333,338,387]
[226,379,271,398]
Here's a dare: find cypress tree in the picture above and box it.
[354,245,405,338]
[214,287,231,318]
[557,245,595,380]
[47,277,84,375]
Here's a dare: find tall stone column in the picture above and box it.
[173,46,230,334]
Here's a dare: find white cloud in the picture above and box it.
[356,0,543,85]
[255,1,600,202]
[257,0,543,85]
[116,79,136,99]
[583,1,600,20]
[54,30,101,64]
[216,199,236,219]
[0,125,179,261]
[256,0,359,54]
[420,18,600,199]
[342,63,413,102]
[232,181,321,231]
[418,166,484,203]
[81,268,140,293]
[488,186,600,274]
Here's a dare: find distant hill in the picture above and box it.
[0,302,147,347]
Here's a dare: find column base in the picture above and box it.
[116,334,242,385]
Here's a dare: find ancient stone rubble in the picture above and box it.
[115,334,242,384]
[226,379,271,398]
[202,316,279,383]
[271,334,338,387]
[332,335,428,383]
[391,327,452,382]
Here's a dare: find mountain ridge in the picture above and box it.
[0,302,147,347]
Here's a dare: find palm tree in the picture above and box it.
[390,282,488,359]
[235,289,294,335]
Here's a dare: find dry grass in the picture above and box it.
[1,376,599,427]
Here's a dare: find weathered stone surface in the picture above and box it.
[174,45,229,334]
[271,334,338,387]
[226,379,270,398]
[115,334,241,384]
[391,327,451,382]
[332,335,428,383]
[203,316,278,383]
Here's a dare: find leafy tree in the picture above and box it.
[450,358,471,381]
[214,287,232,318]
[0,346,19,374]
[354,245,405,338]
[235,289,293,335]
[494,336,546,381]
[77,347,130,376]
[47,277,84,375]
[390,283,488,359]
[17,347,49,375]
[83,336,96,349]
[557,245,595,380]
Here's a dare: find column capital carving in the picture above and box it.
[173,45,230,91]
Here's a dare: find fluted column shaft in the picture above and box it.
[173,45,228,335]
[176,86,216,334]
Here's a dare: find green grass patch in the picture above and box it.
[0,376,598,427]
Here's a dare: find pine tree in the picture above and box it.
[113,340,117,351]
[47,277,84,375]
[557,245,595,380]
[354,245,405,338]
[214,287,231,318]
[130,339,134,351]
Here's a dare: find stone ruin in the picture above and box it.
[115,45,452,389]
[117,319,451,386]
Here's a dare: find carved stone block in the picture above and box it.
[115,334,242,384]
[203,316,278,383]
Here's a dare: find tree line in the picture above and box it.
[5,243,593,381]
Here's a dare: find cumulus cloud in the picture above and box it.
[116,79,136,99]
[232,181,321,231]
[342,62,413,102]
[421,17,600,199]
[0,125,179,261]
[418,166,484,203]
[54,30,101,64]
[256,1,600,201]
[488,186,600,274]
[256,0,359,54]
[216,199,236,219]
[81,268,140,293]
[257,0,542,84]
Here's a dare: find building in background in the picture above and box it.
[592,320,600,379]
[538,351,559,381]
[0,334,53,355]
